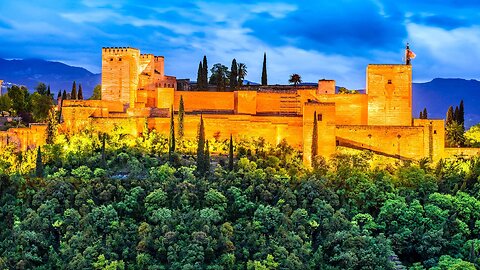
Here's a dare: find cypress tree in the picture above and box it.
[446,106,454,125]
[57,90,61,99]
[423,108,428,119]
[178,96,185,139]
[204,140,210,174]
[36,146,43,178]
[78,84,83,100]
[454,106,459,123]
[197,115,205,174]
[71,81,77,100]
[101,133,106,168]
[202,56,208,89]
[62,90,67,101]
[261,52,267,86]
[230,59,238,90]
[311,111,318,167]
[228,134,234,171]
[459,100,465,130]
[47,85,51,97]
[197,61,203,89]
[45,108,57,144]
[419,111,423,119]
[169,106,175,161]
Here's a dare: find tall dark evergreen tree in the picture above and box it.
[178,96,185,139]
[261,52,267,86]
[197,115,205,174]
[228,134,234,171]
[454,106,460,123]
[78,84,83,100]
[57,91,61,99]
[419,111,423,119]
[459,100,465,130]
[311,111,318,167]
[71,81,77,100]
[197,62,203,89]
[101,133,106,168]
[45,108,57,144]
[423,108,428,119]
[202,55,208,89]
[204,140,210,174]
[230,59,238,90]
[62,90,67,101]
[36,146,43,178]
[169,106,175,161]
[446,106,454,125]
[47,85,51,97]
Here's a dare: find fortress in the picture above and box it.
[3,47,480,165]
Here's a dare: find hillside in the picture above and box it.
[0,58,100,98]
[413,78,480,128]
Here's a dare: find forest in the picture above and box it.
[1,124,480,270]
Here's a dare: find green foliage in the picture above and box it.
[238,63,247,86]
[2,128,480,269]
[7,85,29,114]
[465,124,480,147]
[178,95,184,139]
[45,108,58,144]
[71,81,77,100]
[0,94,12,115]
[78,84,83,100]
[209,63,229,91]
[230,58,238,90]
[90,84,102,100]
[197,115,205,175]
[36,146,43,177]
[228,135,234,171]
[30,92,53,122]
[169,107,175,161]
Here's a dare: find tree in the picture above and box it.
[197,115,205,174]
[289,73,302,87]
[45,108,58,144]
[311,111,318,167]
[35,82,48,95]
[238,63,247,86]
[202,55,208,89]
[446,106,454,125]
[261,52,267,86]
[197,61,203,90]
[7,85,29,114]
[230,59,238,90]
[78,84,83,100]
[228,135,234,171]
[454,106,459,123]
[89,85,101,100]
[459,100,465,130]
[419,111,423,119]
[178,95,185,139]
[47,85,51,97]
[446,121,465,147]
[209,63,229,91]
[169,106,175,161]
[101,133,106,168]
[36,146,43,178]
[204,140,210,174]
[62,90,67,101]
[465,124,480,147]
[71,81,77,100]
[423,107,428,119]
[0,94,12,116]
[30,92,53,122]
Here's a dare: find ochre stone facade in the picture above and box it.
[2,47,477,165]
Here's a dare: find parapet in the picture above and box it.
[102,47,140,55]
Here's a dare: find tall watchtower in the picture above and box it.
[101,47,140,108]
[366,64,412,126]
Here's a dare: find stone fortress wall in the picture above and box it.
[3,47,476,165]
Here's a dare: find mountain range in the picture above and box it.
[0,59,479,128]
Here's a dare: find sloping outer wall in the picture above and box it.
[0,124,47,151]
[335,120,445,161]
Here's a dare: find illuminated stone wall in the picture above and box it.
[367,65,412,126]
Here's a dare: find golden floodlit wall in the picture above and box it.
[367,65,412,126]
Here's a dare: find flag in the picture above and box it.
[407,50,416,59]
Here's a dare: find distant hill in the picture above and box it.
[0,58,100,98]
[412,78,480,128]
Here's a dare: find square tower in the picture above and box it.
[101,47,140,108]
[367,64,412,126]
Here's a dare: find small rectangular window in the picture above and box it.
[388,80,392,84]
[434,130,437,134]
[318,114,323,121]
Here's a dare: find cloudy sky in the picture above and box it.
[1,0,480,88]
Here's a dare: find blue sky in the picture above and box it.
[1,0,480,88]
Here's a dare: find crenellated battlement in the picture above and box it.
[102,47,139,55]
